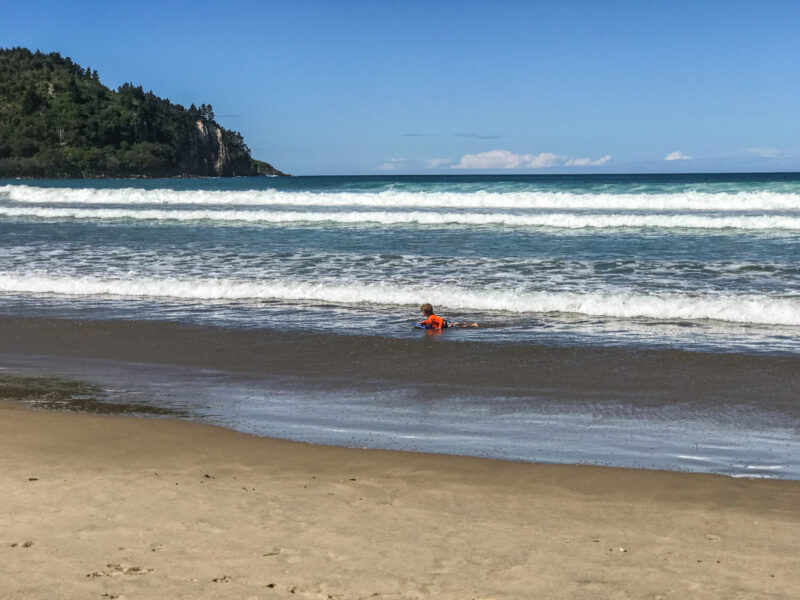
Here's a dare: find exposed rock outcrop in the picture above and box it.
[178,120,287,177]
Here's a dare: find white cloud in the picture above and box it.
[453,150,537,169]
[378,158,406,170]
[665,151,691,161]
[452,150,563,169]
[564,154,611,166]
[744,147,780,158]
[425,157,452,169]
[527,152,563,168]
[452,149,611,169]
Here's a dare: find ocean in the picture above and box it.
[2,173,799,478]
[1,173,799,354]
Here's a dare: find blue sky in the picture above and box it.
[3,0,799,174]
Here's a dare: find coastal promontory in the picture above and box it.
[0,48,287,178]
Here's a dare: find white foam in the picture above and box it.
[3,184,800,211]
[1,273,798,326]
[676,455,712,462]
[2,206,799,231]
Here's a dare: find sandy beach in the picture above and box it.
[1,398,799,599]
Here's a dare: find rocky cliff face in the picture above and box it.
[250,158,288,177]
[178,120,286,177]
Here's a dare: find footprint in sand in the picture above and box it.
[86,564,153,578]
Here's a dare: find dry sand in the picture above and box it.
[1,401,798,599]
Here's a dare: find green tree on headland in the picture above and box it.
[0,47,286,178]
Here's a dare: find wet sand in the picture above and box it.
[3,316,800,478]
[1,400,799,599]
[1,317,799,410]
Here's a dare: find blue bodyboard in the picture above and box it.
[413,321,452,329]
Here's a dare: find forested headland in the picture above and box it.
[0,48,287,178]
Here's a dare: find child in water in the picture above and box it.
[416,303,478,329]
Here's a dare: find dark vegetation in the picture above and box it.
[0,47,285,178]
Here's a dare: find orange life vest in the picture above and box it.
[420,314,447,329]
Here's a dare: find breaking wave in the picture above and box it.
[2,206,800,231]
[3,184,800,211]
[1,273,798,326]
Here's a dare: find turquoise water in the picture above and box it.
[2,173,799,354]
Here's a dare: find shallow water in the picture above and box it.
[4,354,798,480]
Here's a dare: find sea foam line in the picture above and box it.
[2,273,798,326]
[3,184,800,211]
[2,206,800,230]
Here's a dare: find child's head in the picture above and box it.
[420,303,434,316]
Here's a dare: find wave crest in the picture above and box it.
[2,206,800,231]
[3,184,800,211]
[1,273,797,326]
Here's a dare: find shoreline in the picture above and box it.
[4,357,799,480]
[1,400,798,598]
[2,316,800,480]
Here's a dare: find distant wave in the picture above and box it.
[3,184,800,211]
[3,206,800,231]
[2,273,798,326]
